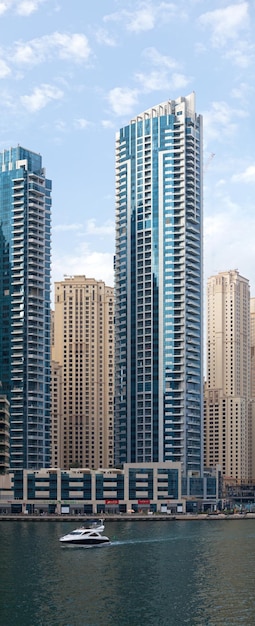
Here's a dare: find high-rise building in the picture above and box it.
[51,358,63,468]
[114,93,203,474]
[0,146,51,469]
[0,395,10,473]
[204,270,250,480]
[52,275,114,470]
[250,298,255,479]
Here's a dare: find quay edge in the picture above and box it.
[1,513,255,522]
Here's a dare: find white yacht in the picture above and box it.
[59,519,110,547]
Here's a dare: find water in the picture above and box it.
[1,519,255,626]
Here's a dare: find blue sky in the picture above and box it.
[0,0,255,294]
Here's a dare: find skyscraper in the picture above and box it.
[52,275,114,470]
[0,395,10,473]
[114,93,203,475]
[204,270,250,480]
[0,146,51,469]
[250,298,255,478]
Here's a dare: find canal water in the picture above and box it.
[1,519,255,625]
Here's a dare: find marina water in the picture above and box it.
[1,519,255,625]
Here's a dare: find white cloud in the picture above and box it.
[232,165,255,183]
[107,86,139,116]
[86,219,115,236]
[17,0,45,16]
[13,43,37,65]
[104,2,185,34]
[204,194,255,288]
[171,73,191,91]
[0,59,11,78]
[53,219,114,236]
[53,223,83,232]
[0,88,15,111]
[101,119,115,129]
[224,40,255,68]
[21,83,64,112]
[203,100,247,145]
[135,69,190,93]
[95,28,117,47]
[134,47,191,94]
[135,70,168,92]
[0,0,46,15]
[142,47,178,70]
[204,227,255,291]
[12,32,91,66]
[231,83,250,101]
[204,177,255,293]
[127,4,156,33]
[53,33,91,62]
[52,248,114,288]
[73,118,90,130]
[199,2,249,47]
[0,1,11,15]
[107,44,191,115]
[54,119,67,132]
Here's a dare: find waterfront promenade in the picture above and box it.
[1,512,255,522]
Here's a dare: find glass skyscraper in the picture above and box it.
[114,93,203,475]
[0,146,51,469]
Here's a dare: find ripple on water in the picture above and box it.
[1,520,255,626]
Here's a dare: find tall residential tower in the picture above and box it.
[250,298,255,478]
[204,270,250,480]
[114,93,203,474]
[0,146,51,469]
[52,275,114,470]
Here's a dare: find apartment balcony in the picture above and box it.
[13,197,24,206]
[13,230,24,239]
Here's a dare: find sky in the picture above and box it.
[0,0,255,299]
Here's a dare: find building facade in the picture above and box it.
[0,146,51,469]
[250,298,255,478]
[204,270,250,480]
[0,463,222,515]
[114,93,203,475]
[0,395,10,473]
[51,359,63,468]
[52,275,114,470]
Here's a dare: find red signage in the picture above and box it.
[138,499,150,505]
[105,499,119,505]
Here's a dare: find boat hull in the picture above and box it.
[59,519,109,546]
[60,537,110,546]
[60,537,109,546]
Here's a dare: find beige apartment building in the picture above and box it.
[51,275,114,470]
[204,270,250,480]
[250,298,255,479]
